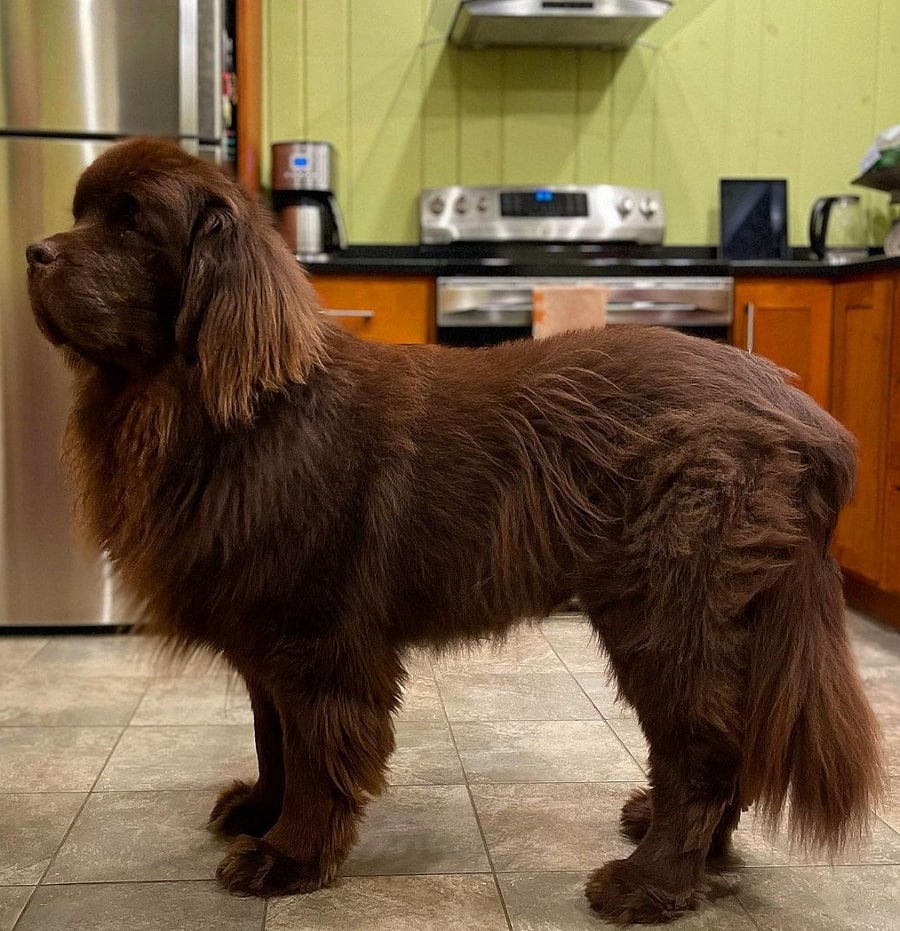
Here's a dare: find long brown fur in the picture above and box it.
[26,138,883,923]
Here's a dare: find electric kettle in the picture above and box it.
[808,195,867,263]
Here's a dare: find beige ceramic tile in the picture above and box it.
[0,887,32,931]
[573,673,636,719]
[13,881,263,931]
[603,717,649,772]
[499,871,757,931]
[0,637,48,675]
[540,619,609,673]
[0,793,85,885]
[130,676,252,726]
[0,671,148,726]
[267,874,508,931]
[344,785,489,876]
[729,813,900,867]
[45,790,226,884]
[452,720,644,783]
[875,715,900,831]
[395,674,445,723]
[846,611,900,669]
[25,634,163,678]
[433,627,564,674]
[470,782,635,872]
[401,648,434,677]
[737,865,900,931]
[387,721,465,786]
[96,725,257,791]
[0,727,120,792]
[438,672,598,722]
[860,666,900,718]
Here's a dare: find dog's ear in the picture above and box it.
[176,195,326,429]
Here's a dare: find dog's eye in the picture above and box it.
[109,194,141,232]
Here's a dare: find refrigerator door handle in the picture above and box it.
[179,0,200,139]
[196,0,225,144]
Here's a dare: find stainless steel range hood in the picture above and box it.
[431,0,673,49]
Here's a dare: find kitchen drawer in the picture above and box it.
[310,275,435,344]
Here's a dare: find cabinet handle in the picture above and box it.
[746,302,755,353]
[319,309,375,320]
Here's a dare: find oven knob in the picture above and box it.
[640,197,659,218]
[428,195,445,215]
[617,196,635,217]
[454,195,470,215]
[476,195,491,213]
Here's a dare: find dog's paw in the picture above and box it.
[208,780,279,838]
[585,859,703,925]
[216,835,329,897]
[619,786,653,843]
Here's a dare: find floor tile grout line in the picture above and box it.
[431,664,515,931]
[25,861,900,891]
[730,894,764,931]
[9,885,39,931]
[31,672,157,892]
[540,624,649,777]
[875,812,900,840]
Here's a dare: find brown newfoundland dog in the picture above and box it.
[27,139,882,923]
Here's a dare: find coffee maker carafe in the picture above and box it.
[271,142,347,257]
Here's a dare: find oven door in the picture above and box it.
[436,276,734,346]
[437,277,734,328]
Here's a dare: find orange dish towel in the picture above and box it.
[532,285,609,339]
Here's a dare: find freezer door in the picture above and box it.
[0,0,197,138]
[197,0,224,144]
[0,137,128,624]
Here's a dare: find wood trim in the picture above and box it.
[843,572,900,632]
[236,0,263,194]
[884,280,900,591]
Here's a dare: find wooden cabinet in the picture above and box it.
[830,276,895,583]
[732,279,833,410]
[309,275,435,344]
[733,271,900,626]
[881,285,900,593]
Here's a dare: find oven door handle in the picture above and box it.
[607,301,704,313]
[442,300,534,315]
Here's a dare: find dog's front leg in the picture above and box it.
[215,671,399,897]
[209,678,284,838]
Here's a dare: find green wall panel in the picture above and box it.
[264,0,900,246]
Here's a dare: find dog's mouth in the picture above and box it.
[30,298,69,348]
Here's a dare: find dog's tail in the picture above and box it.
[740,425,884,854]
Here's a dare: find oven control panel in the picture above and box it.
[420,184,665,244]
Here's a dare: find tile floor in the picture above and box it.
[0,609,898,930]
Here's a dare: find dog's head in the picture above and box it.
[27,137,325,428]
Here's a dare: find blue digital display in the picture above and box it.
[535,189,554,202]
[291,156,309,168]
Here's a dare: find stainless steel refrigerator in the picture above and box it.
[0,0,230,626]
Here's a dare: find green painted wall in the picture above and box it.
[265,0,900,246]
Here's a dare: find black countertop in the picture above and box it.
[300,244,900,280]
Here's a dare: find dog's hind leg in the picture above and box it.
[215,648,403,897]
[583,600,746,924]
[209,678,284,838]
[618,786,742,866]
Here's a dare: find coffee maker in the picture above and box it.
[271,141,347,257]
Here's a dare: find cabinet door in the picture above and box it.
[310,276,435,344]
[830,276,894,583]
[882,281,900,592]
[733,279,833,410]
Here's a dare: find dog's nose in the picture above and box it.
[26,241,59,266]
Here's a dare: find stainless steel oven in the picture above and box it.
[436,276,734,346]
